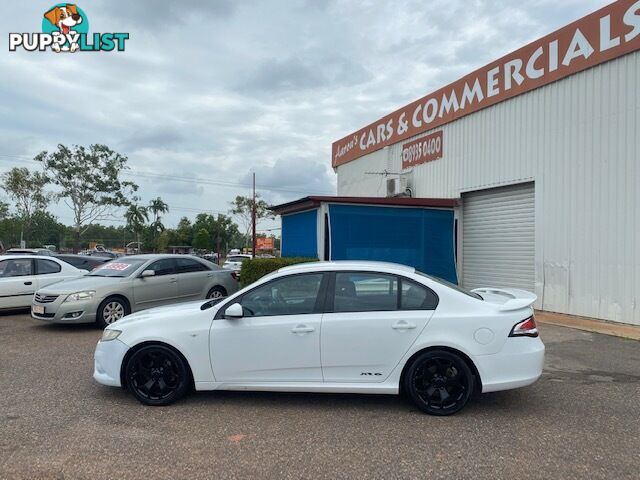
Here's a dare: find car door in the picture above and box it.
[175,257,211,299]
[34,258,68,290]
[0,258,37,309]
[320,272,436,383]
[132,258,179,309]
[210,272,327,382]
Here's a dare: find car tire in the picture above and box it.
[206,286,227,300]
[125,344,190,406]
[403,350,474,416]
[96,296,130,328]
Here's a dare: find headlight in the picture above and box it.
[64,291,95,302]
[101,329,122,342]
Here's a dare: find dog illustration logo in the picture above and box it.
[42,3,87,52]
[9,4,128,53]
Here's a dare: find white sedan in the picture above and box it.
[0,255,87,311]
[93,261,544,415]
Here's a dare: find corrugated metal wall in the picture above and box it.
[336,51,640,326]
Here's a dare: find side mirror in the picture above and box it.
[140,269,155,278]
[224,302,243,319]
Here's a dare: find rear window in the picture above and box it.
[226,256,249,263]
[416,271,482,300]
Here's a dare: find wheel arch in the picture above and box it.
[119,340,195,391]
[399,345,482,395]
[99,293,132,313]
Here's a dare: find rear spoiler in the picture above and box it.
[471,288,537,312]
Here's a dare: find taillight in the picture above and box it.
[230,271,238,281]
[509,316,538,338]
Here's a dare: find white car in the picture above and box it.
[222,254,252,272]
[0,255,87,311]
[93,261,544,415]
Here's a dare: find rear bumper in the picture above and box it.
[474,337,545,393]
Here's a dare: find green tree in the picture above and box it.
[1,167,51,244]
[229,194,274,247]
[175,217,193,245]
[148,197,169,251]
[36,144,138,252]
[192,227,211,250]
[125,204,149,251]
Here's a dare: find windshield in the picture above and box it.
[88,258,147,277]
[416,271,483,300]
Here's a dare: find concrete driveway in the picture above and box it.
[1,312,638,479]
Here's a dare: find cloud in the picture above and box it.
[0,0,611,233]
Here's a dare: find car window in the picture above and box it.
[334,272,398,313]
[36,259,61,275]
[238,273,323,317]
[148,259,176,276]
[415,271,482,300]
[176,258,209,273]
[400,278,439,310]
[0,259,33,277]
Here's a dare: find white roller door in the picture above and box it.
[462,182,535,291]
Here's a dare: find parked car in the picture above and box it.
[228,249,241,255]
[5,248,54,256]
[93,260,544,415]
[222,254,252,272]
[0,255,87,311]
[32,254,239,327]
[54,254,112,271]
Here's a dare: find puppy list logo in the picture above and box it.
[9,4,129,53]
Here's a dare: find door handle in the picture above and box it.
[291,325,315,334]
[24,281,33,286]
[169,277,178,283]
[392,321,416,331]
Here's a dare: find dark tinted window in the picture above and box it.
[238,273,323,317]
[36,259,61,275]
[400,278,438,310]
[0,259,33,277]
[334,273,398,313]
[148,259,176,276]
[176,258,209,273]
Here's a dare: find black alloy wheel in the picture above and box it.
[404,350,474,416]
[125,345,190,406]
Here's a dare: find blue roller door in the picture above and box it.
[328,204,457,283]
[281,209,318,258]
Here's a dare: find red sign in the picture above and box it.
[332,0,640,167]
[256,237,275,250]
[402,131,443,169]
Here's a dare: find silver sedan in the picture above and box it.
[31,254,239,327]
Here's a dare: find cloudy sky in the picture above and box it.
[0,0,610,233]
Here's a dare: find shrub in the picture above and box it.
[240,257,317,287]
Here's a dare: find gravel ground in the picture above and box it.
[1,312,639,479]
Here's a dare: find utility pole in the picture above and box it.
[251,172,257,258]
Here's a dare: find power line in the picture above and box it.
[0,154,335,196]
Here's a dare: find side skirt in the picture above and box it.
[194,381,399,395]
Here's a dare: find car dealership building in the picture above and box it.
[275,0,640,326]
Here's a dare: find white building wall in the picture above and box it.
[336,51,640,325]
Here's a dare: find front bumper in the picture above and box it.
[474,337,545,393]
[93,338,129,387]
[31,295,97,324]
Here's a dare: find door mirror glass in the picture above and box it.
[225,302,243,318]
[141,269,155,278]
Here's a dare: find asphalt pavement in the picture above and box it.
[1,312,639,479]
